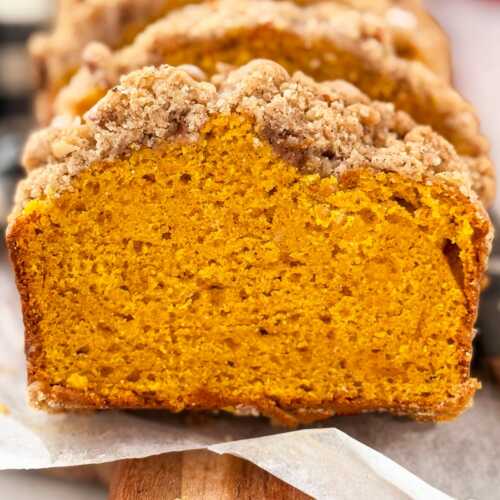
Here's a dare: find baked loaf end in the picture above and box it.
[9,61,491,426]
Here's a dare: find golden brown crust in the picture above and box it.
[21,372,479,426]
[45,0,493,205]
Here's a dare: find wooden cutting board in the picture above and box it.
[106,451,312,499]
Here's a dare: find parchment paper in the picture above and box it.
[1,260,499,500]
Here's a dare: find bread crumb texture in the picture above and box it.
[9,62,491,425]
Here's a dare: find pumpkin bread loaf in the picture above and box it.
[8,61,492,425]
[30,0,450,124]
[46,0,493,206]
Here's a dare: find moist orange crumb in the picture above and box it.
[8,61,492,426]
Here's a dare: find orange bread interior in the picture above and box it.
[9,113,488,425]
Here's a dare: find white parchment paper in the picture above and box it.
[1,261,500,500]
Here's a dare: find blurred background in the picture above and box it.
[0,0,52,226]
[0,0,499,498]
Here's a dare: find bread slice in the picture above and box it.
[30,0,450,125]
[8,61,491,426]
[43,0,493,206]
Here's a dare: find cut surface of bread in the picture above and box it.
[9,62,491,426]
[30,0,450,125]
[45,0,493,206]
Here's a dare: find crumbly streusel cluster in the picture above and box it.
[13,60,478,223]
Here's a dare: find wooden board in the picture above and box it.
[107,450,312,500]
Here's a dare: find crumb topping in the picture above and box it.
[47,0,492,204]
[53,0,394,117]
[12,60,479,225]
[30,0,450,99]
